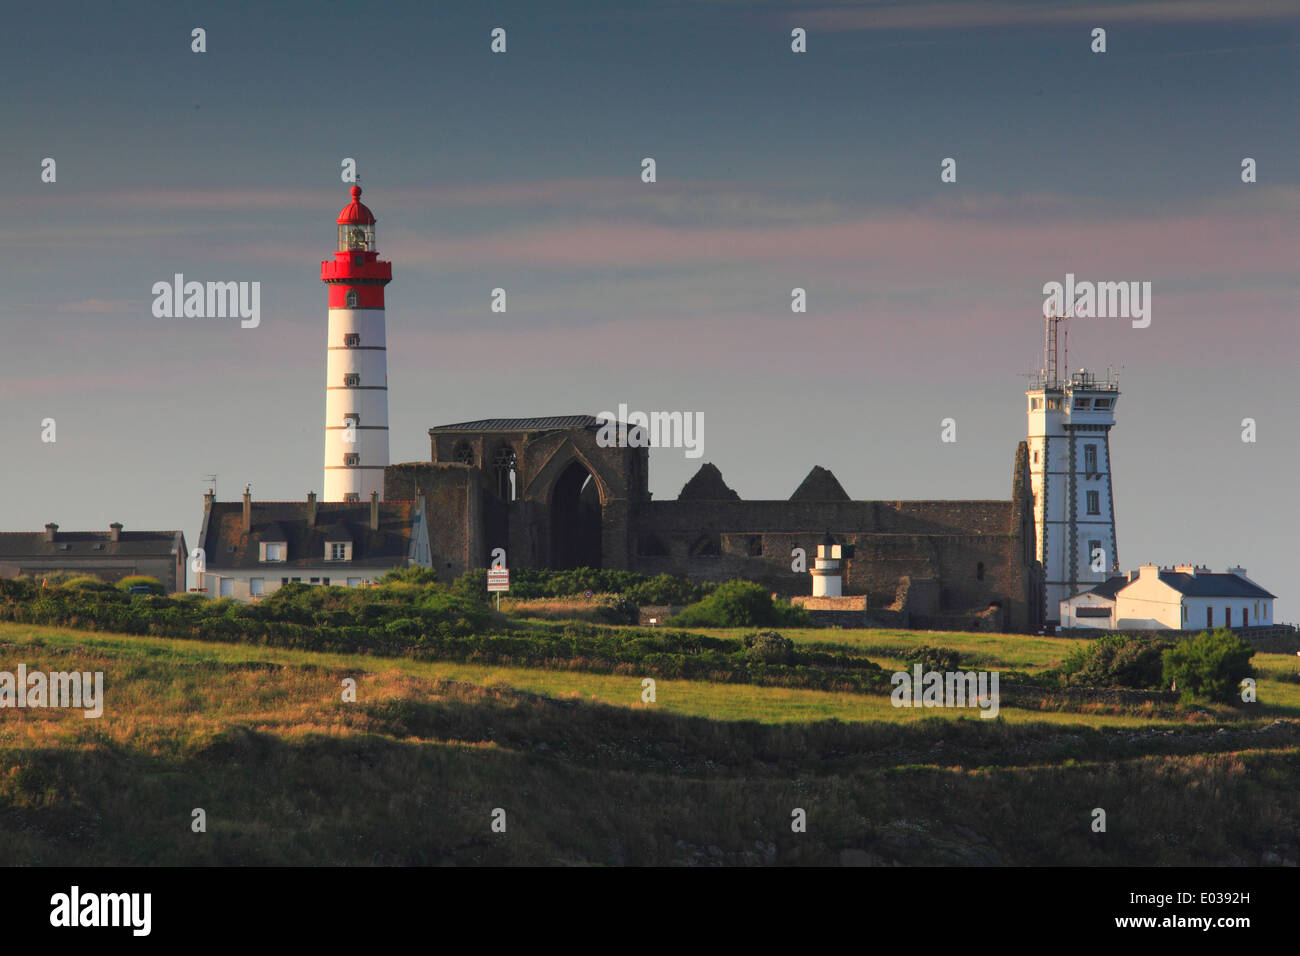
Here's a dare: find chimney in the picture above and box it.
[369,491,380,531]
[203,489,214,511]
[1174,564,1197,576]
[1227,566,1247,577]
[109,522,123,542]
[307,491,317,527]
[1138,563,1160,582]
[44,522,58,542]
[1128,568,1139,582]
[242,486,252,534]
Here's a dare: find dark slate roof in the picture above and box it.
[432,415,602,432]
[198,500,418,570]
[790,466,851,502]
[678,463,740,500]
[1082,575,1129,600]
[258,522,289,543]
[0,529,184,558]
[1158,571,1275,599]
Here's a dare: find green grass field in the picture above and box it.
[1,620,1297,865]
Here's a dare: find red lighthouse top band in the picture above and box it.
[321,184,392,307]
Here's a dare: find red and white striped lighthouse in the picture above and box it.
[320,185,392,501]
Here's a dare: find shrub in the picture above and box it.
[743,630,795,664]
[376,566,440,587]
[1060,635,1173,689]
[904,645,962,673]
[672,580,808,628]
[595,594,639,626]
[61,575,115,592]
[625,573,703,606]
[117,575,165,595]
[450,569,491,606]
[1162,628,1256,704]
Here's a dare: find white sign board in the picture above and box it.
[487,569,510,593]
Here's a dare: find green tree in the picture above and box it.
[1162,628,1256,704]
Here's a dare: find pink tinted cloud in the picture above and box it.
[794,0,1299,31]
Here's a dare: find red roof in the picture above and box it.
[336,185,376,225]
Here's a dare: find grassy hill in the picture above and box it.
[1,620,1297,865]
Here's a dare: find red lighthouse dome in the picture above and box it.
[337,185,376,226]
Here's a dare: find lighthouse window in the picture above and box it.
[1094,398,1111,409]
[1084,444,1098,475]
[344,453,360,466]
[1086,490,1100,515]
[1074,398,1091,410]
[1046,398,1061,410]
[345,289,359,308]
[344,373,360,387]
[1030,398,1042,411]
[344,333,360,348]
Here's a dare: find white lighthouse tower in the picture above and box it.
[1027,314,1120,625]
[321,185,391,501]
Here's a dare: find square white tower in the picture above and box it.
[1026,315,1120,625]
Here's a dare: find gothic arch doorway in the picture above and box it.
[550,460,603,569]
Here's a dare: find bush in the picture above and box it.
[904,645,962,673]
[595,594,639,626]
[117,575,165,595]
[376,566,440,587]
[61,575,115,592]
[743,630,795,664]
[1061,635,1173,689]
[1162,628,1256,704]
[450,569,490,606]
[671,580,808,628]
[625,573,704,606]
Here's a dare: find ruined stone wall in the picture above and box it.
[384,462,483,582]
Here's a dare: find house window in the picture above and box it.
[347,577,362,588]
[1243,606,1248,626]
[250,577,264,597]
[330,542,349,561]
[344,453,360,466]
[344,333,360,348]
[1084,444,1098,475]
[219,578,233,598]
[1182,604,1187,623]
[281,577,289,585]
[323,578,330,586]
[1086,490,1100,515]
[1226,607,1232,627]
[345,289,359,308]
[1207,606,1213,627]
[265,543,284,562]
[310,577,320,585]
[344,373,360,387]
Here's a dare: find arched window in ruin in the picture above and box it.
[492,445,518,501]
[452,440,474,465]
[977,561,985,581]
[689,534,720,557]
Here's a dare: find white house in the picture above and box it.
[1060,564,1276,631]
[195,488,431,602]
[1059,575,1128,630]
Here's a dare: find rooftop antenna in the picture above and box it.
[1043,310,1063,387]
[201,473,218,498]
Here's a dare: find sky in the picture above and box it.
[1,0,1296,616]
